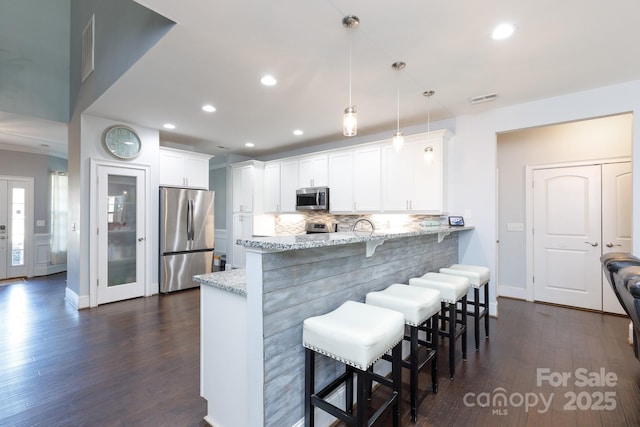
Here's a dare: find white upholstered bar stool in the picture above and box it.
[303,300,404,427]
[409,272,469,379]
[439,264,490,351]
[365,284,441,422]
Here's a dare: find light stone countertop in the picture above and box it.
[194,269,246,297]
[236,225,474,251]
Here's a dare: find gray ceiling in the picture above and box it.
[2,0,640,160]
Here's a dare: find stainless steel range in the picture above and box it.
[305,222,338,234]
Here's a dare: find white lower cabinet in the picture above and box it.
[232,213,252,268]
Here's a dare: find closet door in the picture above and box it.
[533,165,602,310]
[601,162,632,314]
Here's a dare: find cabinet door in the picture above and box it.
[411,138,443,212]
[280,160,299,212]
[184,156,209,189]
[328,150,354,212]
[353,146,381,212]
[381,144,412,211]
[264,163,281,213]
[232,213,252,268]
[232,165,253,212]
[299,155,328,188]
[159,150,185,186]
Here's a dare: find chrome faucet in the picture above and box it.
[350,218,375,232]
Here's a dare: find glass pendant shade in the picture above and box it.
[392,131,404,151]
[343,106,357,136]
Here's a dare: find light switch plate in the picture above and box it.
[507,222,524,232]
[36,220,45,227]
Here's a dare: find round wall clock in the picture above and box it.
[102,125,142,159]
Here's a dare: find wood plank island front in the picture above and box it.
[195,226,473,427]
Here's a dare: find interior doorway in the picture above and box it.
[531,162,631,312]
[496,113,633,311]
[0,177,33,280]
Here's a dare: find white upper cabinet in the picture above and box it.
[264,162,281,213]
[280,160,299,212]
[353,145,381,212]
[264,160,299,213]
[298,154,328,188]
[328,150,354,213]
[159,147,211,189]
[231,161,264,213]
[381,130,450,213]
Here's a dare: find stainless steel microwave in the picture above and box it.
[296,187,329,211]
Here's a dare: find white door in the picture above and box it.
[533,165,602,310]
[96,165,146,304]
[0,178,31,280]
[601,162,632,314]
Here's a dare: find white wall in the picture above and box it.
[449,80,640,316]
[69,114,160,308]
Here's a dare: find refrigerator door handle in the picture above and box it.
[188,199,195,241]
[186,199,192,242]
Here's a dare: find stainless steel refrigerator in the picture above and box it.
[159,187,214,293]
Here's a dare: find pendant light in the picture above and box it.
[342,15,359,136]
[423,90,435,163]
[391,61,406,151]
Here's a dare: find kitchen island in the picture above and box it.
[195,225,473,427]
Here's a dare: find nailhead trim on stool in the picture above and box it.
[409,272,470,379]
[440,264,490,351]
[303,300,404,427]
[366,284,441,422]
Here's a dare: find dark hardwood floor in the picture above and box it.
[2,274,640,426]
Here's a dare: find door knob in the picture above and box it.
[138,237,145,242]
[606,242,622,248]
[0,236,5,240]
[584,241,599,247]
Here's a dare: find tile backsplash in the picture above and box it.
[271,212,447,235]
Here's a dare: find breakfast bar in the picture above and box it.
[195,225,473,427]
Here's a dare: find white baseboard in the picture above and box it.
[65,287,89,309]
[498,284,528,301]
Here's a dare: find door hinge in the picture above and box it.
[97,278,99,287]
[97,227,99,235]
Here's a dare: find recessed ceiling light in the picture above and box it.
[245,142,255,148]
[260,75,277,86]
[202,104,216,113]
[163,123,176,129]
[492,23,516,40]
[293,129,303,136]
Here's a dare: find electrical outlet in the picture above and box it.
[36,220,45,227]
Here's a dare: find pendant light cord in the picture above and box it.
[348,30,352,107]
[396,72,400,132]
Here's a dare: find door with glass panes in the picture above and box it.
[0,178,31,280]
[96,165,146,304]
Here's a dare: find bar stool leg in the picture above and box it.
[305,348,315,427]
[474,287,481,350]
[392,341,402,427]
[448,302,456,379]
[484,282,490,340]
[430,316,438,393]
[410,325,418,422]
[357,370,367,426]
[461,296,468,361]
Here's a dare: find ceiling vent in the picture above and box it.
[81,14,95,82]
[470,93,498,104]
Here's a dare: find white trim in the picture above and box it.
[497,285,528,301]
[33,233,51,276]
[89,158,151,307]
[525,157,632,303]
